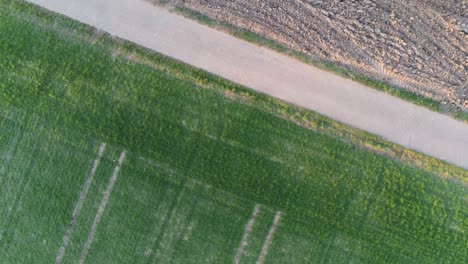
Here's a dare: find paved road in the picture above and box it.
[27,0,468,169]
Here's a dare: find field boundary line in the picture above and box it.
[79,150,126,264]
[234,204,261,264]
[256,211,282,264]
[55,143,106,264]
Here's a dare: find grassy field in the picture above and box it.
[0,0,467,263]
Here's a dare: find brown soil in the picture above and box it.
[169,0,468,110]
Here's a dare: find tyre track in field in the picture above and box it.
[0,126,22,178]
[0,133,40,245]
[141,183,171,257]
[79,151,126,264]
[256,211,282,264]
[159,194,199,261]
[145,180,188,263]
[145,138,199,263]
[234,204,261,264]
[55,143,106,264]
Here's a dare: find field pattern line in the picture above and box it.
[146,180,188,263]
[0,135,41,243]
[256,211,282,264]
[234,204,261,264]
[0,129,21,179]
[155,193,198,261]
[79,151,126,264]
[55,143,106,264]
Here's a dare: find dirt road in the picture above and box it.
[170,0,468,109]
[26,0,468,169]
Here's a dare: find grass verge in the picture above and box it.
[95,26,468,185]
[172,5,468,123]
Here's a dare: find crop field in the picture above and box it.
[0,0,467,263]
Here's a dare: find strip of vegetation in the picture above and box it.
[2,0,465,182]
[96,30,468,184]
[0,1,466,262]
[172,6,468,123]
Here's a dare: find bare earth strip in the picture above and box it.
[234,204,261,264]
[25,0,468,169]
[79,151,126,264]
[256,211,282,264]
[55,143,106,264]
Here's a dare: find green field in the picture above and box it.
[0,0,467,263]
